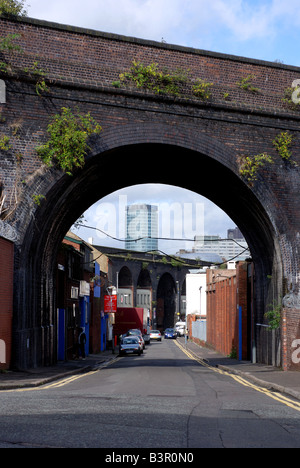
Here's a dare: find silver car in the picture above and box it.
[119,336,143,356]
[150,330,162,341]
[125,329,145,349]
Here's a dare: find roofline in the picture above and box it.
[4,15,300,73]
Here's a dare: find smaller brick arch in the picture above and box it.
[137,268,152,288]
[157,273,177,330]
[118,266,133,288]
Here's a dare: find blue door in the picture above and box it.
[80,297,90,357]
[57,308,65,361]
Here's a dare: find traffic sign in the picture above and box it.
[104,295,117,313]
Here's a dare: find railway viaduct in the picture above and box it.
[0,16,300,370]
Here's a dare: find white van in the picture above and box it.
[175,321,186,337]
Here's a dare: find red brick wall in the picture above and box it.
[282,308,300,371]
[0,237,14,370]
[206,263,248,359]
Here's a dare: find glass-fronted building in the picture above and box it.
[125,204,158,252]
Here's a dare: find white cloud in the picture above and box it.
[212,1,272,40]
[28,0,183,40]
[27,0,288,54]
[27,0,300,58]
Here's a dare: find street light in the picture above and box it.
[199,286,202,317]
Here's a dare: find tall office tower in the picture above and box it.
[126,204,158,252]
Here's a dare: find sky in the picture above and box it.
[27,0,300,67]
[26,0,300,253]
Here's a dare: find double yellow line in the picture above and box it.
[1,370,100,393]
[175,340,300,412]
[1,357,121,393]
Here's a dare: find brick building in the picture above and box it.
[206,262,253,361]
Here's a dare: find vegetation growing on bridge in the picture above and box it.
[117,60,189,97]
[239,130,297,185]
[36,107,102,176]
[273,131,294,162]
[192,79,214,100]
[115,60,214,100]
[238,153,274,184]
[0,31,50,97]
[236,75,260,94]
[265,300,282,330]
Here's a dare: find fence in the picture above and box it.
[192,320,207,342]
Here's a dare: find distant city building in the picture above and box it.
[178,227,250,263]
[125,204,158,252]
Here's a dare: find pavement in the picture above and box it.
[0,349,120,391]
[1,340,300,403]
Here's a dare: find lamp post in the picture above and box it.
[199,286,202,317]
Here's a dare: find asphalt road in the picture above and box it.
[1,338,300,449]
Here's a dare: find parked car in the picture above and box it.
[150,330,162,341]
[175,321,186,337]
[119,336,143,356]
[125,329,145,349]
[164,328,177,339]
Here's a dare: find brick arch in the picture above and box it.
[89,121,238,173]
[118,266,133,288]
[157,272,177,330]
[137,268,152,289]
[12,121,283,369]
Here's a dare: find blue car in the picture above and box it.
[164,328,177,339]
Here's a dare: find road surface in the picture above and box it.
[1,338,300,449]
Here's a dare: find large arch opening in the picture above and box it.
[13,133,282,369]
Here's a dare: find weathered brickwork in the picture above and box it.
[0,17,299,369]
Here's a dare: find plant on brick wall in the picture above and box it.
[36,107,102,176]
[192,79,214,100]
[0,134,11,151]
[238,152,274,184]
[0,33,22,73]
[115,60,215,101]
[237,74,260,94]
[32,194,46,206]
[273,131,295,162]
[0,32,50,96]
[118,60,188,96]
[0,2,50,97]
[264,300,282,330]
[24,61,50,96]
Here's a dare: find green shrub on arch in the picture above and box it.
[36,107,102,175]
